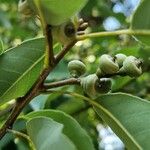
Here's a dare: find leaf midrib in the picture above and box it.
[0,54,44,100]
[50,92,143,149]
[94,101,142,149]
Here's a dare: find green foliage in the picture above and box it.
[0,0,150,149]
[131,0,150,46]
[0,38,4,55]
[94,93,150,149]
[24,110,95,150]
[0,38,44,105]
[27,117,76,150]
[28,0,88,25]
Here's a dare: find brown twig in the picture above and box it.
[45,24,55,66]
[44,78,80,89]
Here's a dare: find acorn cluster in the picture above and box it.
[97,54,142,78]
[67,54,143,98]
[18,0,143,98]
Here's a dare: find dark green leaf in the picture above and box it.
[46,60,69,81]
[112,77,131,92]
[28,0,88,25]
[0,38,45,106]
[57,98,86,115]
[29,95,49,110]
[139,47,150,65]
[94,93,150,149]
[131,0,150,46]
[26,117,76,150]
[25,110,95,150]
[0,38,4,55]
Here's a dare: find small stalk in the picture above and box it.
[77,29,150,41]
[34,0,54,68]
[8,129,36,150]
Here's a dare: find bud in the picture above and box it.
[68,60,86,78]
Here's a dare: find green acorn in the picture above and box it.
[115,53,127,67]
[52,21,76,45]
[68,60,86,78]
[99,54,119,75]
[119,56,142,77]
[81,74,111,97]
[18,0,33,17]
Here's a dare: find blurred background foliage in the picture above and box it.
[0,0,150,149]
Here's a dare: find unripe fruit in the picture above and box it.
[95,78,112,94]
[119,56,142,77]
[52,21,76,45]
[81,74,111,97]
[81,74,98,97]
[18,0,33,17]
[99,54,119,75]
[68,60,86,78]
[115,53,127,67]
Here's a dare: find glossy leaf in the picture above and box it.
[131,0,150,46]
[29,95,49,110]
[26,117,76,150]
[0,38,45,106]
[28,0,88,25]
[46,60,69,81]
[94,93,150,149]
[25,110,95,150]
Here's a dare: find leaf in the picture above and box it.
[131,0,150,46]
[28,0,88,25]
[112,76,131,92]
[94,93,150,149]
[139,47,150,65]
[0,133,14,148]
[29,95,49,110]
[0,38,45,106]
[16,139,30,150]
[46,60,69,81]
[0,38,4,55]
[57,98,86,115]
[26,117,76,150]
[25,110,95,150]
